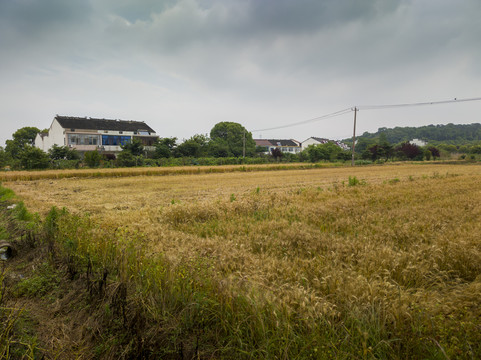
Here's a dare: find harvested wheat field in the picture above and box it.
[5,163,481,358]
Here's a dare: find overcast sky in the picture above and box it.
[1,0,481,147]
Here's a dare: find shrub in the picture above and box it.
[84,151,101,168]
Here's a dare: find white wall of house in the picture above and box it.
[35,118,157,154]
[301,137,327,151]
[410,138,427,147]
[34,119,65,152]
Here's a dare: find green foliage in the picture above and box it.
[117,151,143,167]
[84,150,101,168]
[14,262,60,298]
[174,134,210,158]
[11,202,33,222]
[0,184,15,201]
[0,147,10,168]
[154,137,178,158]
[207,139,230,157]
[210,122,256,157]
[305,142,350,162]
[353,123,481,145]
[5,127,41,159]
[348,176,360,186]
[51,159,81,169]
[18,146,49,169]
[48,144,80,160]
[424,149,432,161]
[121,137,144,156]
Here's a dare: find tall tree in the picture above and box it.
[19,146,49,169]
[209,122,255,157]
[396,142,423,160]
[174,134,210,158]
[154,137,178,158]
[5,127,41,158]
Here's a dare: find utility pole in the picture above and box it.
[351,107,357,166]
[243,130,246,159]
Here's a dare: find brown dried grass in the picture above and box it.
[6,162,481,358]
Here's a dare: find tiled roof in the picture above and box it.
[310,137,330,143]
[55,116,156,133]
[254,139,300,147]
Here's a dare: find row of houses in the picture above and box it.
[34,116,350,156]
[254,137,350,155]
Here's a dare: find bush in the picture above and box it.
[51,159,80,169]
[117,152,143,167]
[19,146,50,169]
[84,151,101,168]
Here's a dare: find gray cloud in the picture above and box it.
[1,0,481,147]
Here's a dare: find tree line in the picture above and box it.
[1,122,481,170]
[351,123,481,145]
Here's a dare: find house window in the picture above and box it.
[68,134,99,146]
[101,135,131,146]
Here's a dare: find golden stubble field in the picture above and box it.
[5,162,481,357]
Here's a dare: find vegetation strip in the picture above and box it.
[0,162,341,182]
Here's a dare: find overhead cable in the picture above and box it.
[252,108,351,132]
[252,96,481,133]
[357,97,481,110]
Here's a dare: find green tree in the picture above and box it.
[121,137,144,156]
[209,122,255,157]
[207,140,230,158]
[0,147,11,168]
[154,137,178,158]
[174,134,210,158]
[19,146,50,169]
[117,151,143,167]
[424,149,432,161]
[5,127,41,158]
[305,142,348,162]
[84,151,101,168]
[48,144,80,160]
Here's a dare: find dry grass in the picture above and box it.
[0,163,333,182]
[5,162,481,358]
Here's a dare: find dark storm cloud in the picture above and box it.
[0,0,91,38]
[243,0,402,34]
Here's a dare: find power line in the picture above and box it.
[357,96,481,110]
[252,96,481,134]
[252,108,351,132]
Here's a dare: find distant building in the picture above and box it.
[301,137,350,151]
[409,138,427,147]
[254,139,302,154]
[35,116,159,155]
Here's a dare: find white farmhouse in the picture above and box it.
[409,138,428,147]
[301,137,350,151]
[35,116,158,155]
[254,139,302,154]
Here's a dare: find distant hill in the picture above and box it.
[348,123,481,145]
